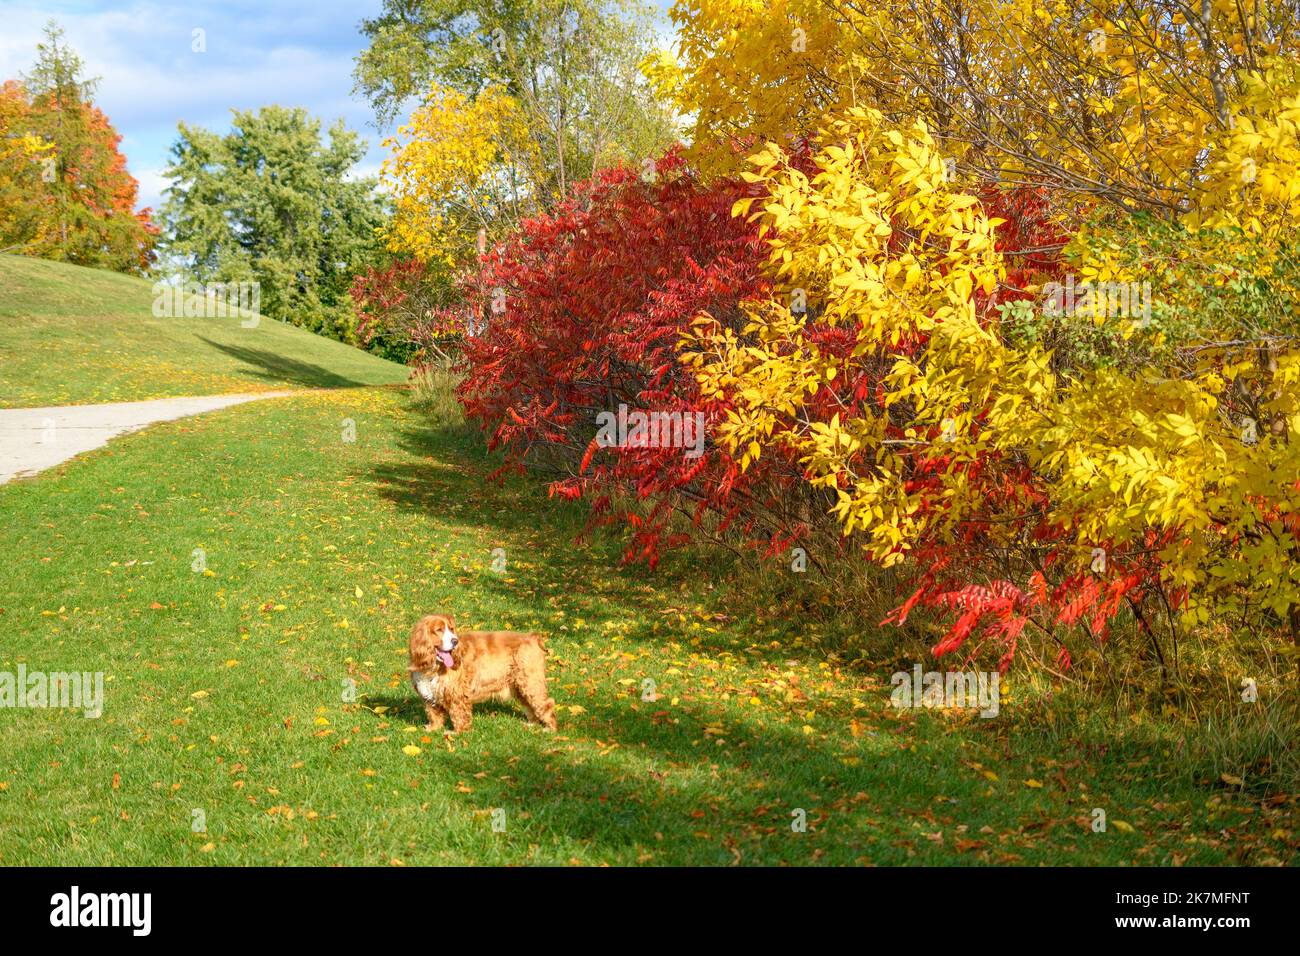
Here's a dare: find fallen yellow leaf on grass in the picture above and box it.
[1024,779,1043,788]
[1220,773,1245,787]
[1111,820,1135,833]
[190,690,209,699]
[402,745,421,756]
[981,770,998,782]
[200,843,216,852]
[355,586,364,599]
[567,705,586,715]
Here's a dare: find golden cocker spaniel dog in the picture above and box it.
[408,613,557,733]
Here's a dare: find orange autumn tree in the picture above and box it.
[0,80,53,248]
[0,24,155,272]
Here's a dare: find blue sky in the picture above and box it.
[0,1,671,215]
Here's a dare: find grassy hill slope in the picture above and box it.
[0,255,409,408]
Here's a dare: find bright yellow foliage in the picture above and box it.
[664,0,1299,217]
[677,2,1300,641]
[1190,55,1300,239]
[683,108,1008,565]
[380,84,537,266]
[0,131,49,163]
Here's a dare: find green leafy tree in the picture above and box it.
[160,106,387,341]
[354,0,675,202]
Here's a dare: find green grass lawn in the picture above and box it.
[1,382,1292,865]
[0,255,408,408]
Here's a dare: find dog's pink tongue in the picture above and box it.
[436,649,455,669]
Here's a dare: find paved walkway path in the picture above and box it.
[0,392,298,484]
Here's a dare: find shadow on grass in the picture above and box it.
[366,419,808,659]
[357,681,1015,865]
[369,420,604,540]
[363,691,526,728]
[196,337,372,389]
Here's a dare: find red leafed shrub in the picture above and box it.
[977,183,1073,294]
[451,148,773,566]
[351,258,460,364]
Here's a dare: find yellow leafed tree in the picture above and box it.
[381,84,538,267]
[675,0,1300,657]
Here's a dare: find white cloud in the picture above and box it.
[132,167,171,214]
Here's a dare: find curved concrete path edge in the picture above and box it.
[0,391,299,484]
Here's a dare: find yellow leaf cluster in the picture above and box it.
[380,84,537,266]
[684,108,1010,564]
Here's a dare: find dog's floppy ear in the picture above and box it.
[409,616,438,672]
